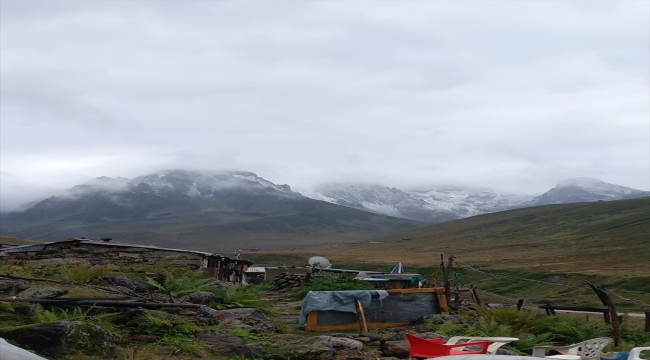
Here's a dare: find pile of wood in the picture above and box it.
[272,273,310,289]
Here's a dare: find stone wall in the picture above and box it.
[11,242,207,269]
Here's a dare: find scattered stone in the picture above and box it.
[0,280,30,294]
[426,314,474,325]
[126,332,161,343]
[185,291,217,305]
[17,285,68,299]
[95,274,154,294]
[288,335,363,352]
[0,321,116,357]
[383,332,407,342]
[355,336,371,344]
[198,306,278,332]
[197,329,253,356]
[497,347,519,355]
[267,334,302,342]
[178,309,197,316]
[381,340,410,358]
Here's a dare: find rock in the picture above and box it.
[355,336,371,344]
[0,321,117,357]
[197,329,253,356]
[18,286,68,299]
[178,309,197,316]
[417,332,447,340]
[0,280,30,294]
[95,274,154,294]
[497,347,519,355]
[126,332,161,343]
[267,334,303,342]
[198,306,278,332]
[288,335,363,352]
[381,340,410,358]
[426,314,474,325]
[185,291,217,305]
[383,332,407,342]
[264,344,338,360]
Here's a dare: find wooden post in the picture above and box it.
[444,256,454,310]
[644,312,650,333]
[435,287,449,314]
[469,286,481,306]
[516,299,525,311]
[603,311,611,325]
[588,282,621,347]
[355,299,368,333]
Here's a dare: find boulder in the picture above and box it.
[95,274,154,294]
[197,329,253,356]
[267,334,303,343]
[185,291,217,305]
[198,306,278,332]
[18,286,68,299]
[287,335,363,352]
[0,321,116,358]
[381,340,410,358]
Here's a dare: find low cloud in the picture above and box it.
[1,0,648,210]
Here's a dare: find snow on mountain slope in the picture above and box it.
[298,183,458,222]
[533,178,649,205]
[408,188,534,217]
[300,178,648,222]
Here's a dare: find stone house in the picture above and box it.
[0,237,252,284]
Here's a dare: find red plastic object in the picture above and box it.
[406,333,490,359]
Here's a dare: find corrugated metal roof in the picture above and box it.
[246,267,266,273]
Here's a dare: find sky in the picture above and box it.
[1,0,649,211]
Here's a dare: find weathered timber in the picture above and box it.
[587,282,621,347]
[538,305,609,313]
[354,299,368,333]
[1,298,202,309]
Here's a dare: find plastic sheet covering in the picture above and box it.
[298,290,389,327]
[0,338,49,360]
[314,291,439,327]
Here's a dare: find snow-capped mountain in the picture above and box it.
[533,178,649,205]
[299,178,649,222]
[1,169,422,249]
[300,184,458,222]
[4,170,300,222]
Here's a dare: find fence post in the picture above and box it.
[516,299,525,311]
[645,312,650,333]
[587,282,621,347]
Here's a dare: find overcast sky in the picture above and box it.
[1,0,649,210]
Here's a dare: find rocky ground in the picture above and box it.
[0,263,483,360]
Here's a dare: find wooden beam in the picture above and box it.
[538,305,609,313]
[645,311,650,333]
[355,299,368,333]
[516,299,525,311]
[435,287,449,314]
[387,288,438,294]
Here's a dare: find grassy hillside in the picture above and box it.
[253,198,650,312]
[0,198,423,253]
[277,197,650,275]
[0,235,42,247]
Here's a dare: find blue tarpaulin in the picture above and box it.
[298,290,389,327]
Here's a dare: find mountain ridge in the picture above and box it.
[298,177,649,221]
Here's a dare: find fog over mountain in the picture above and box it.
[1,1,648,212]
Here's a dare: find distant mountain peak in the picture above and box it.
[557,177,608,189]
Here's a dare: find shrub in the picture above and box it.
[291,275,375,299]
[212,284,271,310]
[146,270,220,298]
